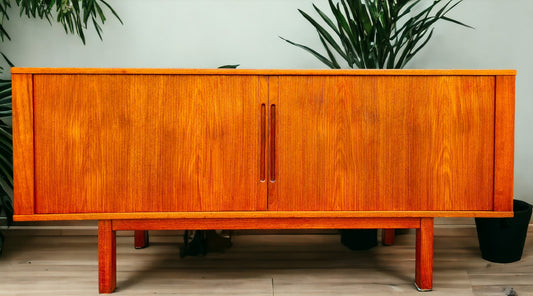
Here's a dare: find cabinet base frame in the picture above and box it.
[98,217,433,294]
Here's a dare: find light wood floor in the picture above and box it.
[0,227,532,296]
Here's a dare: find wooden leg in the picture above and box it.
[415,218,434,292]
[99,220,116,294]
[134,230,149,249]
[382,229,395,245]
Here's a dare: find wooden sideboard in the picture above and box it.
[12,68,515,293]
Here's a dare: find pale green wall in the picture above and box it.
[2,0,532,203]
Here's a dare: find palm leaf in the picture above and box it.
[0,79,12,228]
[282,0,470,70]
[280,36,337,69]
[11,0,122,44]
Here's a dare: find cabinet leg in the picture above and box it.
[99,220,116,294]
[415,218,433,292]
[134,230,149,249]
[382,229,395,245]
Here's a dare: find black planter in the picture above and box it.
[475,199,532,263]
[340,229,377,250]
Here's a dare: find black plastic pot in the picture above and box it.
[340,229,377,250]
[475,199,532,263]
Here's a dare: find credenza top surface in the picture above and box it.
[11,67,516,76]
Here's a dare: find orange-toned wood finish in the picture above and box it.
[270,76,495,211]
[12,210,513,221]
[494,76,515,212]
[103,217,430,290]
[112,217,421,230]
[32,74,266,213]
[12,68,515,219]
[98,220,116,294]
[10,67,516,76]
[382,229,395,246]
[12,74,34,215]
[416,218,434,291]
[11,68,515,293]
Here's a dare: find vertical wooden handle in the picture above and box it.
[260,104,266,181]
[270,104,276,182]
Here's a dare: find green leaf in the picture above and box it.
[313,4,340,36]
[280,36,336,69]
[319,35,341,69]
[0,25,11,41]
[92,17,103,40]
[441,16,474,29]
[100,0,123,24]
[83,0,94,23]
[298,9,348,61]
[1,53,14,68]
[95,2,106,23]
[218,65,240,69]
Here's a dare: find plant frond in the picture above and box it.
[283,0,470,69]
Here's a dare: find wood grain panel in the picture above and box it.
[413,76,495,211]
[33,74,265,213]
[13,210,513,222]
[11,67,517,76]
[494,76,515,212]
[271,76,495,211]
[112,217,421,231]
[12,74,35,215]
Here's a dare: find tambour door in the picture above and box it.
[268,75,495,211]
[33,74,267,213]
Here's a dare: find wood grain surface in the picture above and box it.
[98,220,116,294]
[270,75,495,211]
[11,69,515,220]
[111,217,421,231]
[32,74,266,213]
[1,229,532,296]
[415,217,434,291]
[12,74,35,215]
[494,75,515,212]
[13,210,513,222]
[10,67,516,76]
[10,69,517,295]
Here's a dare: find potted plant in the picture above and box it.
[281,0,470,69]
[281,0,470,249]
[475,199,532,263]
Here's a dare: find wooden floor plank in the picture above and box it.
[0,228,531,295]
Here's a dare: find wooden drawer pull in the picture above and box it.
[260,103,266,181]
[270,104,276,182]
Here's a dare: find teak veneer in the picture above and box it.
[12,68,516,293]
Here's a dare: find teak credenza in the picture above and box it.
[12,68,515,293]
